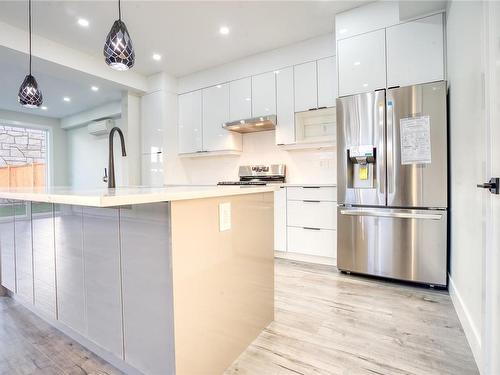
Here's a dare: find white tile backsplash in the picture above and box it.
[169,131,336,185]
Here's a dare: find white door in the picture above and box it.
[229,77,251,121]
[386,13,445,88]
[317,56,337,108]
[202,84,242,152]
[252,71,276,116]
[337,29,386,96]
[178,91,202,154]
[276,67,295,145]
[294,61,318,112]
[483,2,500,373]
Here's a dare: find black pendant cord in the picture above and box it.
[118,0,121,21]
[28,0,32,75]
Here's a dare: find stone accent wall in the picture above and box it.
[0,126,47,166]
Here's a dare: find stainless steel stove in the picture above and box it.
[217,164,286,186]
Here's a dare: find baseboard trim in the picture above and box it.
[448,275,482,370]
[275,251,336,266]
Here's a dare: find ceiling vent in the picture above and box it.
[87,119,114,136]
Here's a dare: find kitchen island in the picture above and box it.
[0,185,276,375]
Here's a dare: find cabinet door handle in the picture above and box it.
[303,227,321,231]
[303,200,320,203]
[317,106,327,110]
[303,186,320,189]
[308,107,318,111]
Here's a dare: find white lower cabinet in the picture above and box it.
[120,203,175,375]
[15,202,33,303]
[54,205,86,335]
[32,203,57,319]
[287,200,336,229]
[275,186,337,264]
[287,227,336,258]
[0,202,15,292]
[82,207,123,359]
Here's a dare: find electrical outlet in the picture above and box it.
[219,202,231,231]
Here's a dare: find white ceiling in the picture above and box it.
[0,1,368,77]
[0,47,123,118]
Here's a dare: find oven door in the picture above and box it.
[337,207,447,286]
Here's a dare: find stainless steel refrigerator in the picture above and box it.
[336,81,447,286]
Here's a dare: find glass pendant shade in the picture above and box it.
[104,20,135,71]
[18,74,43,108]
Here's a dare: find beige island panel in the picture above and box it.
[171,192,275,375]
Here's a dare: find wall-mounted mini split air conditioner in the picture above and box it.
[87,119,114,136]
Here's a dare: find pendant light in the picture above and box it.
[18,0,43,108]
[103,0,135,71]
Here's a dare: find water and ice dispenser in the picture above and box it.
[347,145,376,189]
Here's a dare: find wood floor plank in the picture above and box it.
[0,259,478,375]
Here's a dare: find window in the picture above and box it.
[0,125,48,188]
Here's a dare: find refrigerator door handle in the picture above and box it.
[339,209,442,220]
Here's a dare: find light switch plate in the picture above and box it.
[219,202,231,231]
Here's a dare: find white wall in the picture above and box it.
[67,118,126,188]
[446,0,485,367]
[156,34,337,186]
[0,109,67,186]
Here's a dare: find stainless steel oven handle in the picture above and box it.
[339,209,442,220]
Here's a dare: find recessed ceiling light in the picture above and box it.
[77,18,89,27]
[354,61,361,66]
[339,28,347,34]
[91,86,99,92]
[41,106,48,110]
[63,97,71,102]
[245,97,251,101]
[152,53,162,61]
[216,84,222,88]
[219,26,230,35]
[362,83,368,87]
[274,70,280,75]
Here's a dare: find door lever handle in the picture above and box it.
[477,177,499,194]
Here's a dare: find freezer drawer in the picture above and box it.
[337,207,447,286]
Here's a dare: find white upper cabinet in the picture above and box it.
[202,84,242,152]
[275,67,295,145]
[178,90,202,154]
[141,91,165,154]
[317,57,338,108]
[229,77,252,121]
[294,61,318,112]
[386,13,444,88]
[337,29,386,96]
[251,72,276,117]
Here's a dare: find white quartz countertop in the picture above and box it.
[0,185,279,207]
[280,183,336,187]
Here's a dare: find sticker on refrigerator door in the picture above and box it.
[400,116,432,165]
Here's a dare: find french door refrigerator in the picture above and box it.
[336,81,447,286]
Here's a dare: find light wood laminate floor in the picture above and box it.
[0,259,478,375]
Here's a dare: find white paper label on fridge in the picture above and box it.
[399,116,432,165]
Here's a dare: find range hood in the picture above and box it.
[222,115,276,133]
